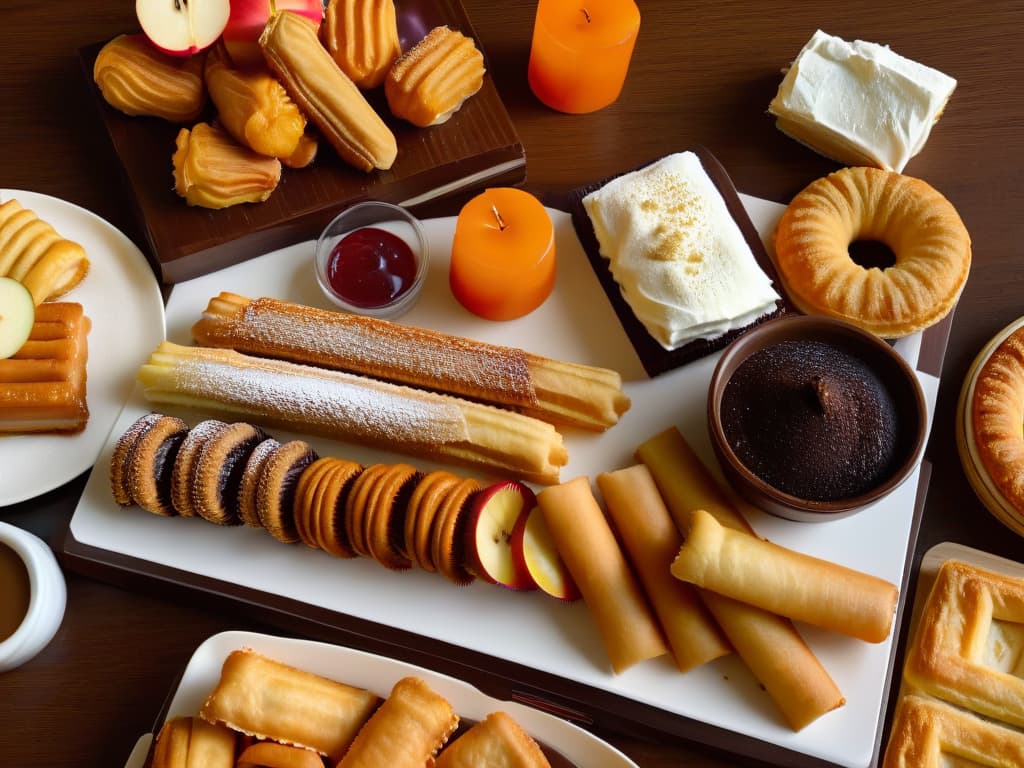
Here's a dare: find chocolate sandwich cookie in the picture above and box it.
[126,414,190,516]
[237,437,280,529]
[171,419,229,517]
[294,457,335,549]
[431,477,479,585]
[364,463,418,571]
[110,412,162,507]
[314,458,363,559]
[192,422,266,526]
[256,440,318,543]
[404,471,460,572]
[344,464,390,559]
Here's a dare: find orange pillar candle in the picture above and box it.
[450,188,556,321]
[528,0,641,114]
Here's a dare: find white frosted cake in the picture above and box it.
[768,29,956,172]
[582,152,780,351]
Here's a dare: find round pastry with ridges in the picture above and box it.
[126,414,190,516]
[773,166,971,338]
[972,326,1024,514]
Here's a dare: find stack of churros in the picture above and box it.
[0,198,89,305]
[152,648,552,768]
[0,301,90,433]
[191,293,630,432]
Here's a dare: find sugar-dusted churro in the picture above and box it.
[191,293,630,431]
[136,341,568,484]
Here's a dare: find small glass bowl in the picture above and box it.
[314,201,429,320]
[0,522,66,672]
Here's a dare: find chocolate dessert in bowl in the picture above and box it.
[707,315,927,521]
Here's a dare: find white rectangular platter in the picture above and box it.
[70,196,939,768]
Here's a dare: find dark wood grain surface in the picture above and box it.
[2,2,1023,766]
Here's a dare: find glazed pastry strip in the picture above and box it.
[200,649,380,761]
[536,476,668,674]
[596,465,731,672]
[636,427,845,730]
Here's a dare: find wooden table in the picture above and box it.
[1,2,1022,766]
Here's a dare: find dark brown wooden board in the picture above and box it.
[80,0,525,285]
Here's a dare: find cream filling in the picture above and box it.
[768,29,956,172]
[583,152,779,351]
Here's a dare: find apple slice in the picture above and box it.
[511,505,581,602]
[0,277,35,360]
[464,480,538,590]
[136,0,231,57]
[221,0,325,67]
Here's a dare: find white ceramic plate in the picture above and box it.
[75,199,940,768]
[0,190,164,506]
[122,630,639,768]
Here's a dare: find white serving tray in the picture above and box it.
[70,199,940,768]
[121,630,639,768]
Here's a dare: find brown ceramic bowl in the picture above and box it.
[707,315,928,522]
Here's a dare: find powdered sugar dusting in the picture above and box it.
[170,353,470,447]
[196,297,538,407]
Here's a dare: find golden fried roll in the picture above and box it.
[204,43,308,160]
[636,427,845,730]
[596,465,731,673]
[536,476,668,673]
[93,33,206,123]
[200,649,381,761]
[436,711,551,768]
[191,293,630,431]
[137,342,568,485]
[260,11,397,172]
[0,301,89,433]
[385,26,485,127]
[172,122,281,209]
[337,677,459,768]
[151,716,236,768]
[322,0,401,89]
[0,199,89,304]
[237,741,325,768]
[671,509,899,643]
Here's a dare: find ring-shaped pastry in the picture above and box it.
[773,166,971,338]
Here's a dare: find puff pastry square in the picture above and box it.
[904,560,1024,727]
[883,695,1024,768]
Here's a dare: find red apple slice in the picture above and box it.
[512,505,581,602]
[0,277,34,359]
[136,0,231,56]
[221,0,324,67]
[465,481,538,590]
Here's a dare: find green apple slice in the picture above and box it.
[0,277,35,359]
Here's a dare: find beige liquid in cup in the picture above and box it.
[0,541,31,642]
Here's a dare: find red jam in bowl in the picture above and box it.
[326,227,417,308]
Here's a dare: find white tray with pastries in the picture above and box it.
[68,196,943,768]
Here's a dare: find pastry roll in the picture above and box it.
[672,509,899,643]
[151,716,236,768]
[636,427,845,730]
[322,0,401,89]
[903,560,1024,728]
[883,694,1024,768]
[337,676,459,767]
[200,649,381,761]
[435,711,551,768]
[536,476,668,673]
[596,465,731,672]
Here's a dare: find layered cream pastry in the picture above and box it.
[583,152,779,350]
[768,30,956,172]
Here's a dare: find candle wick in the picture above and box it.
[580,7,591,23]
[491,205,507,231]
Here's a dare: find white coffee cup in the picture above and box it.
[0,521,66,672]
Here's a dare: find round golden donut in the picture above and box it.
[972,326,1024,514]
[773,166,971,338]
